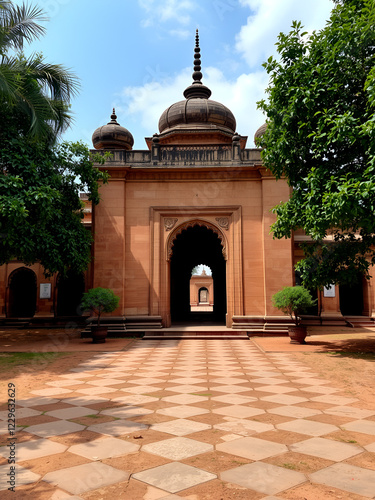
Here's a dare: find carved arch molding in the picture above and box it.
[167,219,227,261]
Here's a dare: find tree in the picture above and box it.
[272,286,317,326]
[0,2,105,276]
[0,1,79,142]
[0,133,109,276]
[258,0,375,288]
[80,288,120,327]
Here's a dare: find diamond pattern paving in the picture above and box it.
[221,462,306,495]
[276,419,339,436]
[25,420,85,437]
[132,463,216,493]
[142,436,213,460]
[0,438,67,461]
[151,418,211,436]
[290,437,363,461]
[309,463,375,497]
[69,437,140,459]
[4,337,375,498]
[0,464,40,491]
[216,436,287,460]
[43,462,129,494]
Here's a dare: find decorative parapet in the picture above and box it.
[91,146,262,168]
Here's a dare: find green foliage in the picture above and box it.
[80,288,120,326]
[258,0,375,288]
[0,1,79,142]
[272,286,317,326]
[0,2,109,275]
[0,136,109,276]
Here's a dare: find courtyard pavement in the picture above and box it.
[0,334,375,499]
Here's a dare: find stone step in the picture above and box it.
[143,330,248,340]
[143,335,249,340]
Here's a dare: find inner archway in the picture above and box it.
[170,224,226,324]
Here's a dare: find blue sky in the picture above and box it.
[20,0,334,149]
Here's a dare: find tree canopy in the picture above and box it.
[0,0,79,142]
[0,1,108,276]
[0,133,109,276]
[258,0,375,288]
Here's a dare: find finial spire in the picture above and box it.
[183,29,212,99]
[193,29,202,82]
[108,108,119,125]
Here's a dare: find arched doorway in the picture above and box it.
[339,274,364,316]
[199,287,209,303]
[170,224,226,323]
[56,271,85,316]
[8,268,37,318]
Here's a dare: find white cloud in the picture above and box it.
[169,29,191,39]
[115,0,334,148]
[138,0,195,27]
[236,0,333,67]
[118,66,269,147]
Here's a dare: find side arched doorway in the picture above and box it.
[56,271,85,316]
[8,268,37,318]
[170,224,226,323]
[199,287,209,303]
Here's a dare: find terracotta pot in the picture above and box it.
[288,325,307,344]
[91,326,107,344]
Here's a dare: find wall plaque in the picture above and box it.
[323,285,335,298]
[40,283,51,299]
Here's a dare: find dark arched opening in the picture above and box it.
[170,224,226,323]
[56,271,85,316]
[8,268,37,318]
[340,274,364,316]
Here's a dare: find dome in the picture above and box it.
[92,109,134,150]
[157,30,236,143]
[159,98,236,135]
[254,122,267,146]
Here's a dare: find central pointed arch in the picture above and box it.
[167,219,227,261]
[168,221,227,324]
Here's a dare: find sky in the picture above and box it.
[18,0,335,150]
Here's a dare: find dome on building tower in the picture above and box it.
[92,109,134,150]
[156,30,238,146]
[254,122,267,146]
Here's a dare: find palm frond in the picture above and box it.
[1,3,46,53]
[0,53,18,101]
[26,55,80,101]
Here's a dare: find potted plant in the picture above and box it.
[272,286,317,344]
[80,287,120,343]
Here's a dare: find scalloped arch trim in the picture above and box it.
[167,219,227,261]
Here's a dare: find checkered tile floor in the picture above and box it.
[1,339,375,498]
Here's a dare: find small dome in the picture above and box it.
[92,109,134,150]
[254,122,267,146]
[159,98,236,135]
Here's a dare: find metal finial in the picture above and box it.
[108,108,119,125]
[193,29,202,82]
[183,29,211,99]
